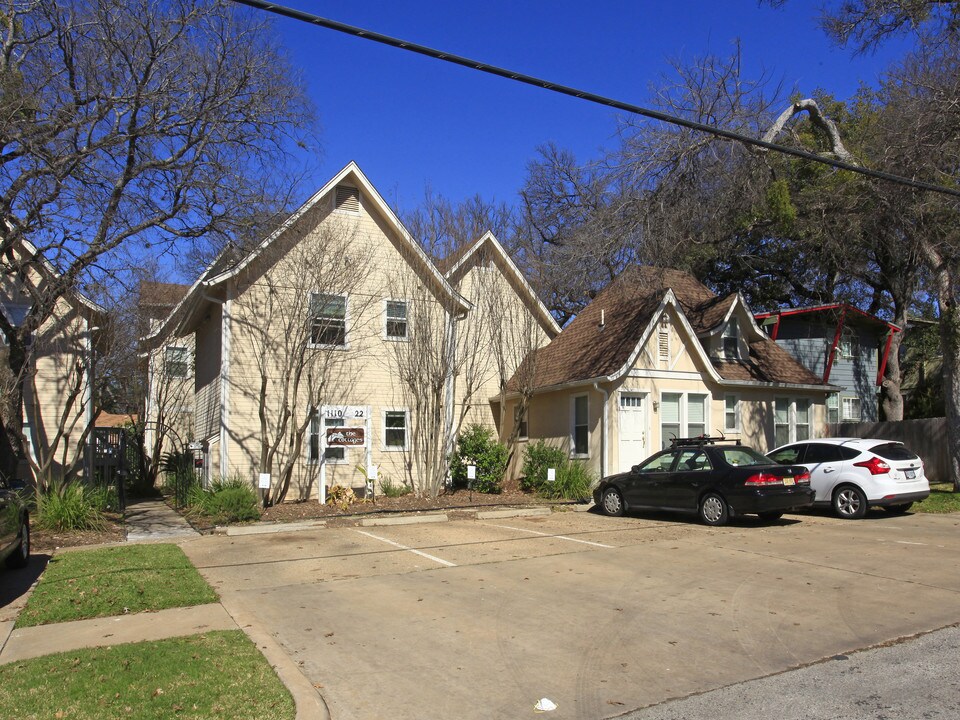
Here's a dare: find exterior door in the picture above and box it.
[618,393,647,472]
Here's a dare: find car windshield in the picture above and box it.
[719,447,774,467]
[869,442,919,461]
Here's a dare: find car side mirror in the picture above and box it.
[630,465,641,474]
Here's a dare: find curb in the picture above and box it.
[225,603,330,720]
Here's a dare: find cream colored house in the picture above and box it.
[503,267,835,480]
[145,162,555,501]
[1,240,104,484]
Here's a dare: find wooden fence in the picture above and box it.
[829,418,950,483]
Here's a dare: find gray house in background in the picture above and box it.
[754,304,900,424]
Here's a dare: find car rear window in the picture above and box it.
[869,442,919,461]
[720,447,773,467]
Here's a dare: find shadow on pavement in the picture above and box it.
[0,554,50,609]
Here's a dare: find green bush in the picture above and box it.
[537,460,594,501]
[449,425,508,494]
[186,476,260,524]
[520,441,567,492]
[87,485,119,513]
[379,475,411,498]
[35,482,106,532]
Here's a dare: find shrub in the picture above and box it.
[35,482,106,532]
[520,441,567,492]
[186,475,260,524]
[449,425,508,494]
[537,460,594,501]
[327,484,356,510]
[87,485,119,513]
[379,475,411,498]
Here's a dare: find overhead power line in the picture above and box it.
[229,0,960,199]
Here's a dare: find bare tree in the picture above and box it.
[0,0,316,482]
[230,219,375,506]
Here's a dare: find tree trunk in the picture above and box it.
[880,304,908,421]
[0,336,28,483]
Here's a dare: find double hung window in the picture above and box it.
[310,293,347,346]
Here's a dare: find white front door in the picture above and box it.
[618,393,647,472]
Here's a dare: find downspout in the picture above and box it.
[592,382,608,479]
[219,284,233,481]
[84,321,98,482]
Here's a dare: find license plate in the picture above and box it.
[905,469,916,479]
[783,477,796,486]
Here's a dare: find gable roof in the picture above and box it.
[443,232,561,337]
[510,266,827,393]
[1,238,106,318]
[143,162,471,346]
[754,303,901,335]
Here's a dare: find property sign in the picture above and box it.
[258,473,271,489]
[323,405,368,420]
[326,427,366,447]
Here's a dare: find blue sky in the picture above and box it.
[268,1,913,214]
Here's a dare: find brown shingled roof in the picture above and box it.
[139,281,189,309]
[509,265,829,392]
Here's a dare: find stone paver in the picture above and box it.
[124,498,199,541]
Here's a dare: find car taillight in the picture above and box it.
[795,471,811,485]
[745,473,783,486]
[854,456,891,475]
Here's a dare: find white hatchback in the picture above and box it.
[768,438,930,519]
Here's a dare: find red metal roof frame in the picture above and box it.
[754,303,902,386]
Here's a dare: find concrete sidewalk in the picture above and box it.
[125,497,200,541]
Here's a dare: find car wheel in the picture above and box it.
[758,511,783,522]
[5,517,29,570]
[699,492,729,526]
[833,485,868,519]
[600,487,625,517]
[884,502,913,514]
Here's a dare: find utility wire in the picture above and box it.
[229,0,960,199]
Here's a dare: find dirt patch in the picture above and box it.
[32,513,126,553]
[260,488,563,523]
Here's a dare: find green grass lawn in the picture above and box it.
[914,482,960,514]
[0,631,294,720]
[17,544,217,628]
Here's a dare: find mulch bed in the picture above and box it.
[32,513,127,553]
[260,488,562,523]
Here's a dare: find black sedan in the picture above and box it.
[1,478,30,570]
[593,438,815,526]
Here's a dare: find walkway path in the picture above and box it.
[124,497,199,541]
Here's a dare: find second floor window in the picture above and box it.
[310,293,346,346]
[385,300,408,339]
[165,346,190,378]
[722,319,740,360]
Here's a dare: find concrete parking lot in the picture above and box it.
[180,509,960,719]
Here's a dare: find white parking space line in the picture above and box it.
[896,541,928,546]
[354,530,457,567]
[485,523,615,548]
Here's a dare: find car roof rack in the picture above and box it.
[669,434,742,448]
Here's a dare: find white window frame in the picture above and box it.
[570,394,590,458]
[841,396,862,422]
[659,391,710,448]
[382,408,409,452]
[309,292,349,349]
[723,394,740,433]
[384,298,409,341]
[164,346,191,378]
[838,326,857,359]
[827,393,840,424]
[774,397,814,445]
[721,318,740,360]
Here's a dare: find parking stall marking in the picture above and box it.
[354,530,458,567]
[484,523,616,548]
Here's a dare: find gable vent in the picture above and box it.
[335,185,360,213]
[658,315,669,362]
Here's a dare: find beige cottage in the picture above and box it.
[1,240,104,484]
[146,162,556,500]
[504,267,835,480]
